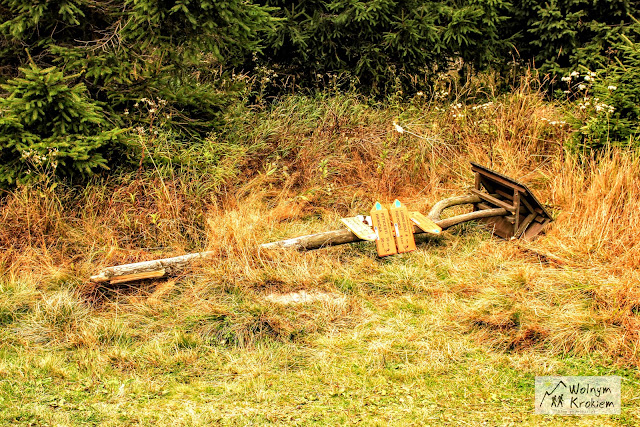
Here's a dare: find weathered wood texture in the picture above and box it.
[90,195,506,284]
[90,252,212,283]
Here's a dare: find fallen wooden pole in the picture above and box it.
[90,195,507,284]
[89,252,211,284]
[260,196,508,250]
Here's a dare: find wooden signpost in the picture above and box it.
[389,200,416,253]
[370,202,397,257]
[409,211,442,235]
[340,216,377,241]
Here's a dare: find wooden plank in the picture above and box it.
[436,208,508,229]
[514,212,537,239]
[524,218,551,240]
[471,164,527,192]
[110,269,166,284]
[473,173,481,212]
[340,217,377,241]
[409,211,442,235]
[470,189,516,212]
[519,195,535,214]
[370,202,397,257]
[513,191,521,235]
[495,188,514,201]
[389,200,416,253]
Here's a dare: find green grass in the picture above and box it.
[1,230,639,425]
[2,91,640,425]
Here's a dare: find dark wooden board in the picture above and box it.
[470,162,553,239]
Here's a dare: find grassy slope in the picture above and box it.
[1,90,640,425]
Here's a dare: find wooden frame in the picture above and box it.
[470,162,552,239]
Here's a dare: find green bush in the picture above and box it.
[504,0,636,76]
[0,0,274,135]
[257,0,511,95]
[562,27,640,151]
[0,64,122,184]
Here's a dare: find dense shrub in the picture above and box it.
[1,0,639,185]
[567,32,640,150]
[256,0,511,95]
[0,64,122,185]
[504,0,637,76]
[0,0,274,134]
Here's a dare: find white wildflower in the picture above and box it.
[571,71,580,77]
[608,85,617,91]
[393,121,404,133]
[561,76,571,82]
[578,84,587,90]
[584,75,591,81]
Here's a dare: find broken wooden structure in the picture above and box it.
[90,163,552,284]
[470,162,552,240]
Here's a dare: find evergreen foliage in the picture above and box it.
[1,0,639,185]
[257,0,511,94]
[505,0,637,75]
[0,64,121,185]
[572,31,640,150]
[0,0,274,133]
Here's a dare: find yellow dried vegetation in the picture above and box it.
[1,86,639,367]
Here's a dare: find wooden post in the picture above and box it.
[89,194,507,284]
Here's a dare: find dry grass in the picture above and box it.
[1,86,640,424]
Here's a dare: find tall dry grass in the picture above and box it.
[1,85,639,363]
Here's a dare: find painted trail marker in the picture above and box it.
[340,217,377,241]
[389,200,416,253]
[370,202,397,257]
[409,211,442,235]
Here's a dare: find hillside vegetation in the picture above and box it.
[1,84,640,424]
[1,0,639,185]
[2,1,640,424]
